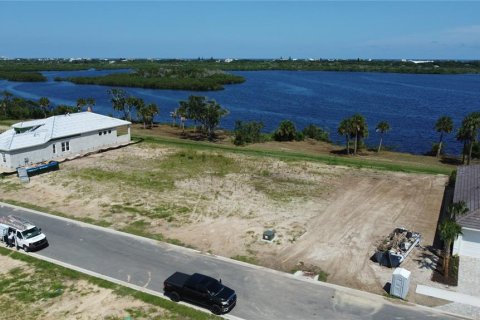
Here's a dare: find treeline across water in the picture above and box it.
[1,58,480,85]
[55,68,245,91]
[1,88,479,164]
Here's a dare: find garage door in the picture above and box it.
[459,229,480,258]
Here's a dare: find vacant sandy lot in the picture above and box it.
[0,254,171,320]
[0,143,447,303]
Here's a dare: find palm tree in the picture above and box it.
[338,118,353,155]
[38,97,50,118]
[435,116,454,157]
[147,103,159,128]
[86,97,95,112]
[108,88,129,120]
[76,98,86,112]
[375,121,390,153]
[350,114,368,155]
[456,125,469,164]
[447,201,469,220]
[170,109,178,127]
[438,219,462,280]
[462,113,480,165]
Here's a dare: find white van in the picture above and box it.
[0,215,48,252]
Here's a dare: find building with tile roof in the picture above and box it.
[452,165,480,258]
[0,112,131,170]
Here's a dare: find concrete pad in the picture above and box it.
[416,285,480,307]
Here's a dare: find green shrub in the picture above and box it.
[273,120,297,141]
[302,124,330,142]
[233,120,264,145]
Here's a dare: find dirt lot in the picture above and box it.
[0,253,175,320]
[0,142,448,304]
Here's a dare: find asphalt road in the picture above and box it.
[0,204,461,320]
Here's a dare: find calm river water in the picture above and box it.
[1,69,479,155]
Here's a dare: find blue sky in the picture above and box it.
[0,1,479,59]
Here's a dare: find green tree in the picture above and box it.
[302,124,330,142]
[170,109,179,127]
[435,116,453,157]
[460,113,480,165]
[375,121,390,153]
[146,103,159,128]
[447,201,469,220]
[38,97,50,118]
[456,125,469,164]
[86,97,95,112]
[201,99,228,139]
[132,98,147,128]
[273,120,297,141]
[338,118,353,155]
[438,219,462,280]
[76,98,86,112]
[1,91,13,117]
[350,114,368,155]
[178,95,205,132]
[108,88,130,120]
[177,95,227,138]
[233,120,264,145]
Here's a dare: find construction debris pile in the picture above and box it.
[373,227,421,268]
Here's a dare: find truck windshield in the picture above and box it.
[206,280,223,296]
[22,227,41,239]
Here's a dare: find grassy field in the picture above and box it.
[0,247,219,320]
[132,125,455,176]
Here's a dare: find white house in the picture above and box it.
[0,112,131,171]
[452,165,480,259]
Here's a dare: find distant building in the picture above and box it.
[0,112,131,171]
[452,165,480,259]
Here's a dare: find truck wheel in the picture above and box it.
[170,292,180,302]
[211,305,222,315]
[23,245,29,252]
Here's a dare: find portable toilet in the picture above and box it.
[390,267,411,300]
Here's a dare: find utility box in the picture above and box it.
[263,229,275,241]
[390,268,411,300]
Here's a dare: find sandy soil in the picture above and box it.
[0,143,448,304]
[0,254,167,320]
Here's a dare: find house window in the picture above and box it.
[99,131,102,136]
[108,129,111,134]
[52,144,56,154]
[103,130,107,135]
[61,141,70,152]
[1,153,5,163]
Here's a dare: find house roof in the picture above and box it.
[453,165,480,230]
[0,112,130,152]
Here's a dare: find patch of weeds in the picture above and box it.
[120,220,164,241]
[260,170,271,177]
[124,307,149,318]
[252,175,321,202]
[231,255,258,265]
[0,180,23,192]
[78,216,112,227]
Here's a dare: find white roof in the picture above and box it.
[393,267,411,278]
[0,112,130,151]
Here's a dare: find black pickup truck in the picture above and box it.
[164,272,237,314]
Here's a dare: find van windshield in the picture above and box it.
[22,227,41,239]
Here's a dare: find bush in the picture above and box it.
[449,170,457,187]
[233,120,264,146]
[429,142,445,156]
[302,124,330,142]
[273,120,297,141]
[294,131,304,141]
